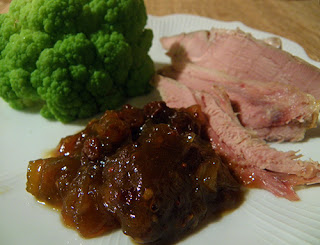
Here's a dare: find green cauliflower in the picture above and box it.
[0,0,154,122]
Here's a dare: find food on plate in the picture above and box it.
[160,63,319,142]
[0,0,154,122]
[161,28,320,99]
[26,101,241,243]
[160,28,320,141]
[154,75,320,201]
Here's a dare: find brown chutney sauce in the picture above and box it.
[26,101,242,243]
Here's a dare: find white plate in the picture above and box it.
[1,14,320,245]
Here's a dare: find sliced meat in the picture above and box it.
[161,28,320,100]
[154,75,320,201]
[160,63,320,142]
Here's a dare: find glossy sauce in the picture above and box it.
[26,101,241,243]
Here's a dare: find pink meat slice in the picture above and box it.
[160,63,320,142]
[154,75,320,201]
[161,28,320,100]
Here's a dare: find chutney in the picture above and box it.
[26,101,240,243]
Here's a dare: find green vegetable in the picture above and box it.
[0,0,154,122]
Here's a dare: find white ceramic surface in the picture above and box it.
[1,14,320,245]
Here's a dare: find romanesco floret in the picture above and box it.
[0,0,154,122]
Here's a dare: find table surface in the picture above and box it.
[1,0,320,61]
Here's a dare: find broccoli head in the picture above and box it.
[0,0,154,122]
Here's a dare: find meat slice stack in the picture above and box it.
[161,28,320,99]
[154,75,320,201]
[161,64,319,142]
[160,28,320,142]
[155,28,320,200]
